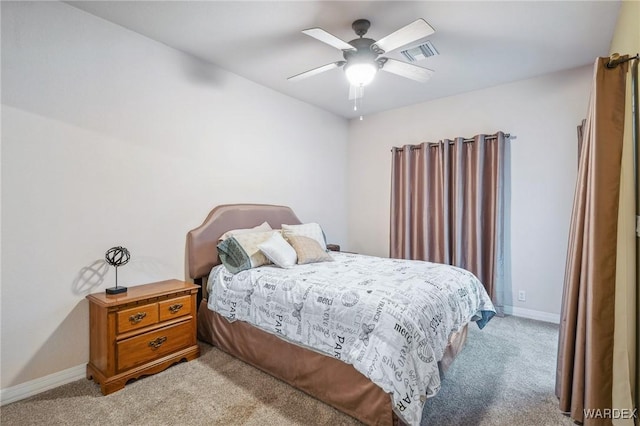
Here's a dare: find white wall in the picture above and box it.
[0,1,348,389]
[347,65,592,317]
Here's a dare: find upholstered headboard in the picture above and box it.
[186,204,302,280]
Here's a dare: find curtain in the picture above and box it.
[555,57,629,425]
[611,60,636,425]
[390,132,509,313]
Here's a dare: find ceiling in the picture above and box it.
[67,1,621,119]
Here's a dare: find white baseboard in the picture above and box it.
[1,364,86,406]
[504,305,560,324]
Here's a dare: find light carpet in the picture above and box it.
[421,315,572,425]
[1,315,572,425]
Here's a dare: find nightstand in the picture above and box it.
[86,279,200,395]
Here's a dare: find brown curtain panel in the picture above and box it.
[390,132,509,312]
[556,57,629,424]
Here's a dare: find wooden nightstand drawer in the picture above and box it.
[158,295,191,322]
[117,303,159,333]
[116,319,193,372]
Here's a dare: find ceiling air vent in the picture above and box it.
[400,41,439,62]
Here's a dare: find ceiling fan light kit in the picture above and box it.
[288,17,436,109]
[342,23,379,87]
[345,62,378,86]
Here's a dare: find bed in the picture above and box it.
[187,204,495,425]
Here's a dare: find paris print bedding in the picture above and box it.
[207,252,495,425]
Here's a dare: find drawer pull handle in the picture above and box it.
[129,312,147,324]
[168,303,183,314]
[148,336,167,349]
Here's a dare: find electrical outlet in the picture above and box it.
[518,290,526,302]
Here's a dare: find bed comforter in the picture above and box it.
[207,252,495,425]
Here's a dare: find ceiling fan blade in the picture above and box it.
[302,28,356,51]
[381,59,434,82]
[287,61,346,82]
[372,19,435,54]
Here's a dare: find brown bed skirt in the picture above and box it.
[197,300,468,426]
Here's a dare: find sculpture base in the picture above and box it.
[105,286,128,295]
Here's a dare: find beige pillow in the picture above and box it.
[287,235,333,265]
[228,230,277,269]
[281,223,327,250]
[219,221,272,241]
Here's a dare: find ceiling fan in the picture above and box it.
[288,18,436,92]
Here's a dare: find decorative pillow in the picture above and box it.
[281,223,327,250]
[219,221,272,241]
[287,235,333,265]
[217,230,276,273]
[258,232,297,268]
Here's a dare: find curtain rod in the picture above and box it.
[391,133,513,152]
[607,53,639,69]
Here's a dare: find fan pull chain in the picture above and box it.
[349,85,365,120]
[350,85,363,110]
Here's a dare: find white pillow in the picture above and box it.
[219,221,272,241]
[258,232,298,268]
[282,223,327,250]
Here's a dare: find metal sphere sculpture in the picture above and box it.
[105,246,130,268]
[105,246,130,295]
